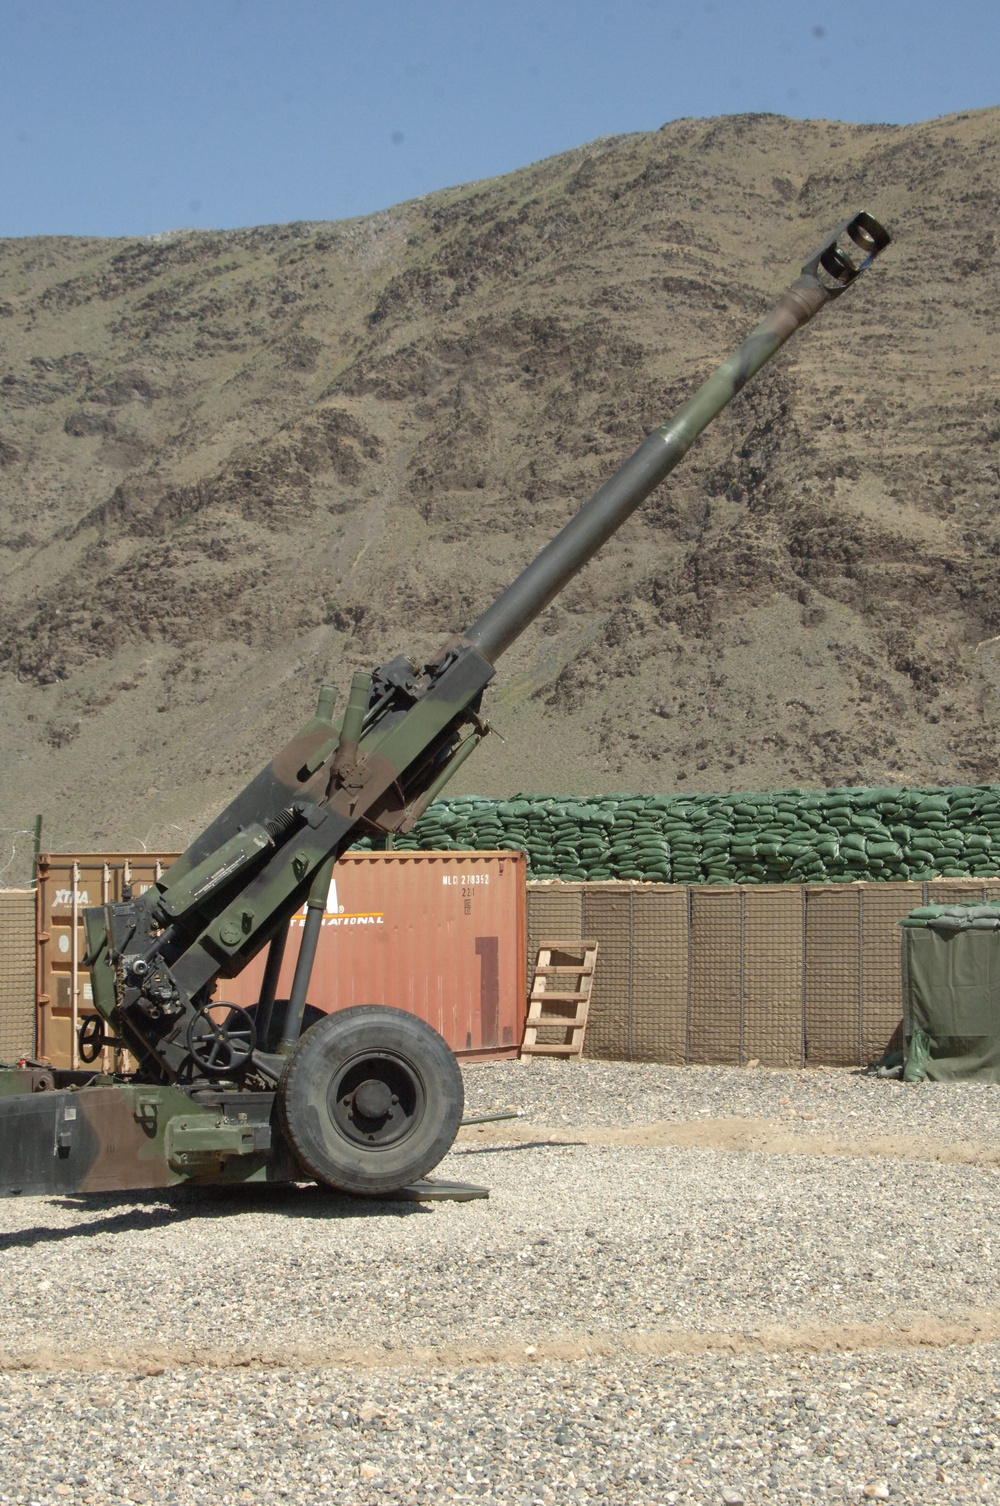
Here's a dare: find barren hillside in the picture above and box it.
[1,108,999,873]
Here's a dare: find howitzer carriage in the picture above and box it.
[0,212,891,1200]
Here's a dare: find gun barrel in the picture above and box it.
[464,211,890,664]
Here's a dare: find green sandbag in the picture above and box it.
[868,840,903,860]
[903,843,939,867]
[852,817,891,835]
[907,836,945,854]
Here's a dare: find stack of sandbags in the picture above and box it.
[350,784,1000,885]
[901,903,1000,929]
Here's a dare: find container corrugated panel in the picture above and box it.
[743,886,803,1067]
[688,888,742,1065]
[230,851,526,1060]
[0,890,36,1060]
[860,882,923,1064]
[580,887,633,1060]
[36,852,177,1068]
[804,885,862,1065]
[630,886,687,1064]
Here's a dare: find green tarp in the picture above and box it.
[902,904,1000,1082]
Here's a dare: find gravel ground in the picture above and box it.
[1,1346,998,1506]
[461,1058,1000,1143]
[0,1062,998,1504]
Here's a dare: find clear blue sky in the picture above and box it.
[3,0,997,238]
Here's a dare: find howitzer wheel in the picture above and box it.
[277,1005,464,1196]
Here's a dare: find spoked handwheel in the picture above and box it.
[187,1003,256,1076]
[277,1006,464,1195]
[78,1013,111,1064]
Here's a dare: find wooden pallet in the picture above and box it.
[522,939,599,1060]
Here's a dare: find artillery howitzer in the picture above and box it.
[0,212,890,1200]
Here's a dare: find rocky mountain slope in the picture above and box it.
[1,107,999,872]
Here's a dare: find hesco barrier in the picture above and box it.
[527,877,1000,1067]
[0,890,35,1061]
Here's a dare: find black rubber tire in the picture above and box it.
[277,1005,464,1195]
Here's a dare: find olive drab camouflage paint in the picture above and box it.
[0,212,891,1201]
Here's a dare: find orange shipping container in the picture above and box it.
[36,850,526,1067]
[36,851,177,1069]
[229,851,526,1059]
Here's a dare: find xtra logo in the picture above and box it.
[54,889,90,907]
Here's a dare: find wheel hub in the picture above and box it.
[353,1078,394,1120]
[329,1051,423,1148]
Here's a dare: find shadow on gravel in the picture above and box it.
[0,1184,430,1250]
[455,1139,583,1155]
